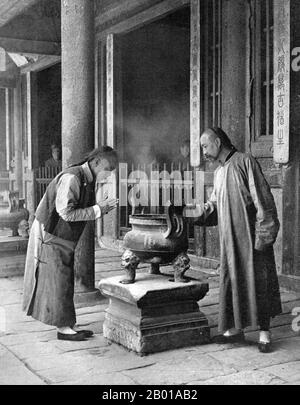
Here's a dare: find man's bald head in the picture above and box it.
[201,127,234,148]
[200,127,234,162]
[201,128,218,142]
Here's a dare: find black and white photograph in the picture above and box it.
[0,0,299,392]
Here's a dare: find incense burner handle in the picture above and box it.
[163,202,184,239]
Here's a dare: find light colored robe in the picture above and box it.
[201,152,282,332]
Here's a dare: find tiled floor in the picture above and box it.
[0,247,299,385]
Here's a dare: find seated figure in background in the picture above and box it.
[45,143,62,170]
[176,138,190,171]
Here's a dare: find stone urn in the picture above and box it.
[121,203,190,283]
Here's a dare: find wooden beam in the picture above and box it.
[95,0,162,29]
[20,55,61,74]
[97,0,190,39]
[0,37,60,56]
[0,0,39,27]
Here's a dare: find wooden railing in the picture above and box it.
[34,166,61,208]
[0,171,10,193]
[33,163,214,248]
[116,162,214,243]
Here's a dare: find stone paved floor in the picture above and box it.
[0,248,299,385]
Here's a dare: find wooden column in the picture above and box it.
[221,0,247,151]
[61,0,97,299]
[5,88,14,190]
[99,41,107,147]
[106,33,114,149]
[291,0,300,285]
[61,0,95,166]
[23,72,37,222]
[98,33,119,244]
[5,89,10,172]
[279,0,300,291]
[190,0,206,257]
[13,78,23,196]
[190,0,201,167]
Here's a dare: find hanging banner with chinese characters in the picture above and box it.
[273,0,290,164]
[190,0,201,167]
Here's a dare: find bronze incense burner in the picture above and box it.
[121,203,190,283]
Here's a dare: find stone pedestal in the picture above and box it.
[99,273,210,355]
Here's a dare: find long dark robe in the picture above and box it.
[23,163,97,327]
[27,230,77,327]
[200,152,282,332]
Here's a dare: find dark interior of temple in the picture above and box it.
[120,7,190,165]
[36,63,61,166]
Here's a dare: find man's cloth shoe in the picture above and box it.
[212,332,245,344]
[258,341,272,353]
[57,331,86,341]
[75,329,94,338]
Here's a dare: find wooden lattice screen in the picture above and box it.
[34,166,61,208]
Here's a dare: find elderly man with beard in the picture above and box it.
[185,127,282,353]
[23,146,118,341]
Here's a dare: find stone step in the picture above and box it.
[0,253,26,278]
[0,237,28,253]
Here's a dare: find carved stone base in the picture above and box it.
[99,273,210,355]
